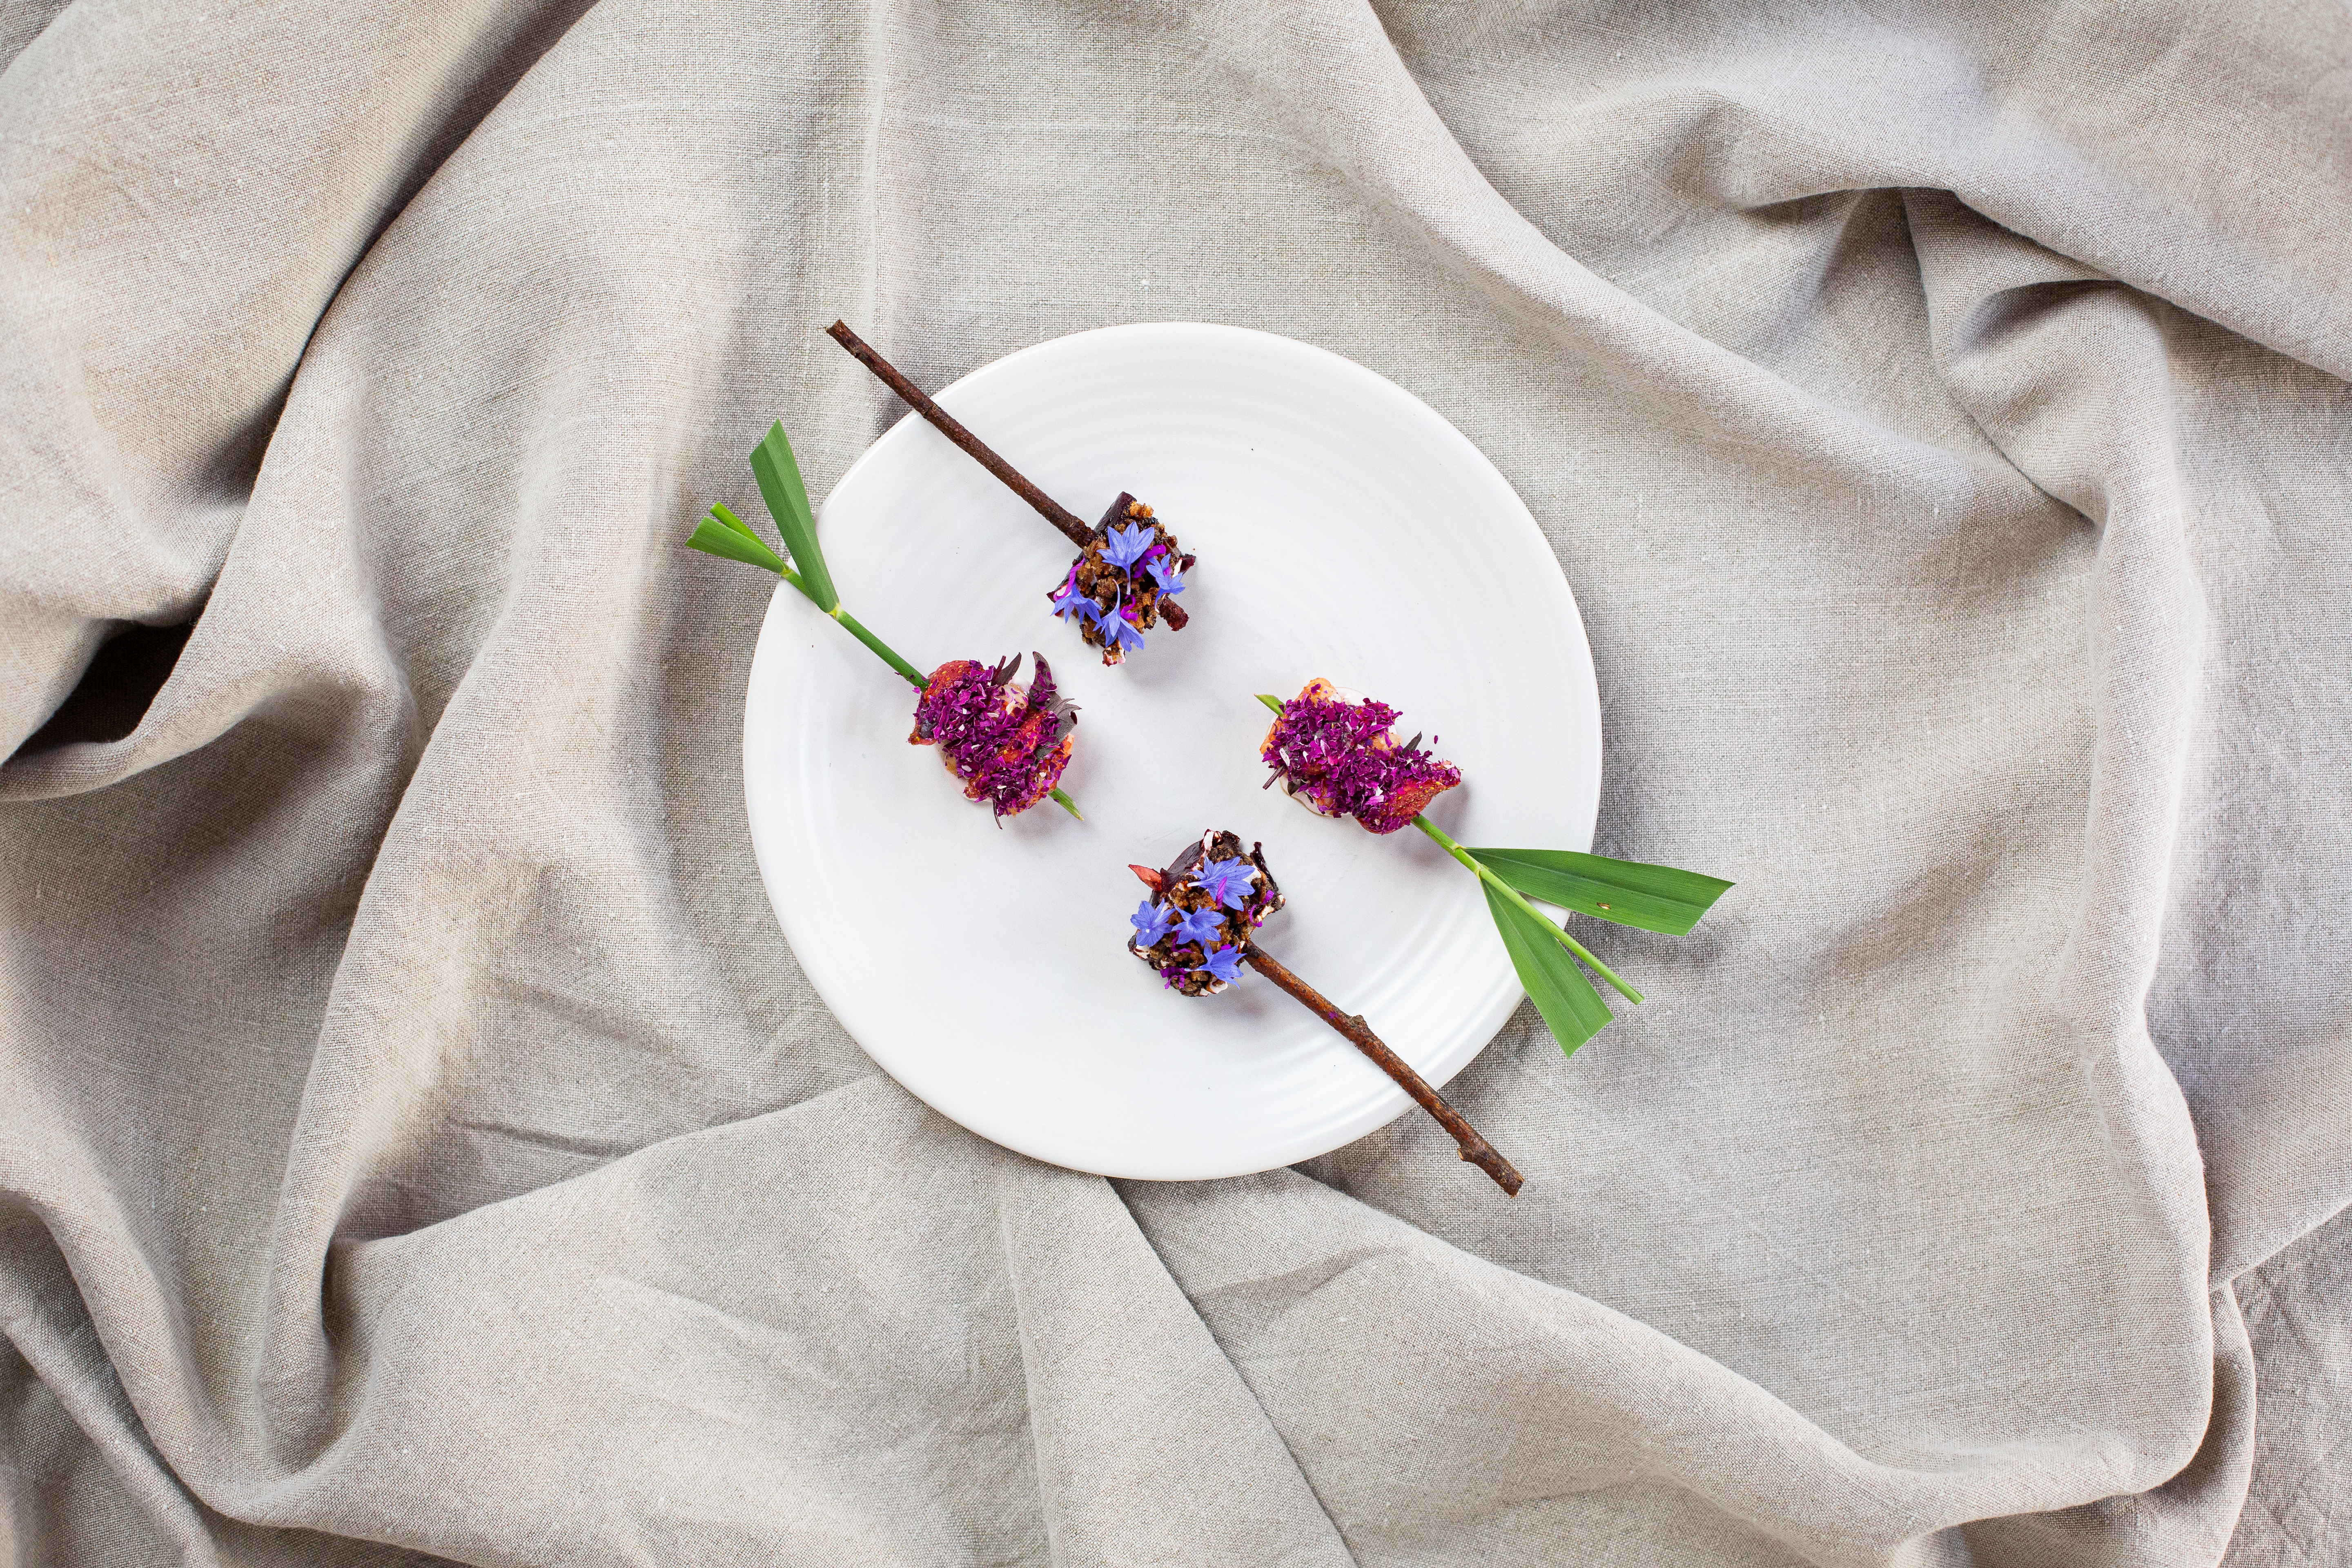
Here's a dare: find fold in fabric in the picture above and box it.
[4,2,2349,1564]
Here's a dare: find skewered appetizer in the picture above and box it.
[1257,683,1731,1050]
[829,321,1194,667]
[1128,829,1523,1195]
[686,421,1083,821]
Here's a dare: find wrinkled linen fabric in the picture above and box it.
[3,0,2349,1562]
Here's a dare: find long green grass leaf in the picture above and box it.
[711,500,764,544]
[687,514,788,575]
[748,421,837,612]
[1482,882,1613,1055]
[1465,848,1731,935]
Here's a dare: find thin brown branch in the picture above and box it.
[1243,946,1524,1196]
[827,321,1095,549]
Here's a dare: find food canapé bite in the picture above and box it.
[829,321,1196,668]
[1258,678,1461,833]
[1120,825,1523,1195]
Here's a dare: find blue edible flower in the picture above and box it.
[1145,554,1185,595]
[1100,608,1145,657]
[1193,856,1256,909]
[1130,898,1177,947]
[1054,587,1103,626]
[1102,522,1156,572]
[1196,943,1245,984]
[1173,905,1226,946]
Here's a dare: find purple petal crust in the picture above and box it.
[1258,678,1461,834]
[908,653,1076,818]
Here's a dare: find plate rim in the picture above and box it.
[742,320,1600,1180]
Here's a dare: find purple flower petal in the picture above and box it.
[1173,906,1226,945]
[1102,522,1156,572]
[1196,943,1245,984]
[1193,857,1257,909]
[1131,898,1178,947]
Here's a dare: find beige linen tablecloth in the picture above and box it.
[5,2,2350,1563]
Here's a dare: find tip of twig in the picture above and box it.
[1457,1145,1525,1196]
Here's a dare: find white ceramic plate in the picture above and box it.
[744,323,1599,1180]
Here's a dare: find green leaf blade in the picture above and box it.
[748,422,838,613]
[1481,882,1613,1056]
[1464,847,1731,935]
[711,500,765,544]
[686,514,788,575]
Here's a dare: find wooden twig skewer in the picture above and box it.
[1244,944,1524,1196]
[827,320,1094,548]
